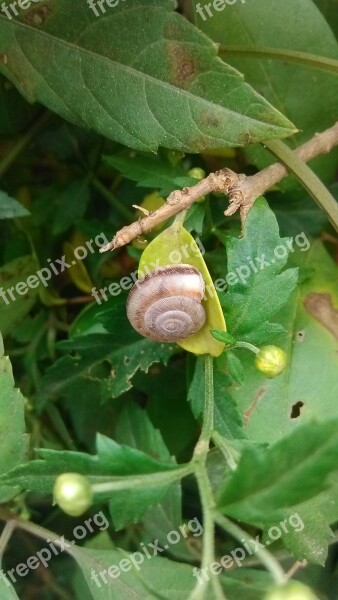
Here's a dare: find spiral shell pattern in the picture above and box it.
[126,264,206,342]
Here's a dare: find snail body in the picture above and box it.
[126,264,206,342]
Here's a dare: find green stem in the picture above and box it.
[46,405,77,451]
[90,176,134,222]
[234,341,260,354]
[214,512,286,585]
[189,356,227,599]
[91,465,193,498]
[212,432,239,471]
[264,139,338,232]
[219,45,338,76]
[0,520,15,567]
[193,354,214,458]
[0,111,50,178]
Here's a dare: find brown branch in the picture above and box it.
[100,121,338,253]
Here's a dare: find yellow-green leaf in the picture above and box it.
[138,221,226,356]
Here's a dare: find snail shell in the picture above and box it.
[126,264,206,342]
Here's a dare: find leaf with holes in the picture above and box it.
[230,241,338,444]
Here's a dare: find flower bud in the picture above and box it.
[188,167,206,181]
[264,582,319,600]
[53,473,93,517]
[255,345,287,378]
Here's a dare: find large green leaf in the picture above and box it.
[217,420,338,524]
[0,433,178,512]
[220,197,298,345]
[36,294,176,409]
[72,545,196,599]
[0,333,29,502]
[72,545,272,600]
[194,0,338,182]
[0,0,295,153]
[231,241,338,444]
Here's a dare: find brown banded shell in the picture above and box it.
[126,264,206,342]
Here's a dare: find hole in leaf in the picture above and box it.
[296,330,305,342]
[290,401,304,419]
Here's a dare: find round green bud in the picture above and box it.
[255,345,287,378]
[263,582,319,600]
[188,167,206,181]
[53,473,93,517]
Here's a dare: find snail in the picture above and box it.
[126,264,206,342]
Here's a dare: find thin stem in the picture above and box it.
[0,520,15,567]
[214,512,286,585]
[234,341,260,354]
[212,432,239,471]
[189,464,218,600]
[90,176,134,222]
[91,465,193,497]
[193,355,214,459]
[46,405,77,451]
[0,111,50,177]
[219,45,338,76]
[265,139,338,231]
[189,356,227,599]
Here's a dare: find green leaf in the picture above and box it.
[104,152,187,196]
[188,358,246,439]
[112,401,182,531]
[194,0,338,182]
[0,73,38,135]
[0,255,39,336]
[0,190,30,219]
[0,576,20,599]
[221,198,298,344]
[0,1,295,153]
[52,179,90,235]
[231,241,338,444]
[211,330,236,345]
[0,433,178,500]
[217,420,338,524]
[36,295,176,409]
[279,504,333,566]
[183,203,206,236]
[0,333,29,502]
[72,545,272,600]
[226,351,245,385]
[71,546,196,599]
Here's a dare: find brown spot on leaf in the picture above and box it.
[200,113,220,128]
[167,42,196,89]
[290,401,304,419]
[24,5,49,26]
[304,293,338,340]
